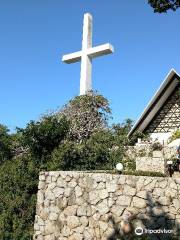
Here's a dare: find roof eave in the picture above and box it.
[128,69,180,138]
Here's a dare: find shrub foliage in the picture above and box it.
[0,124,13,164]
[0,93,135,239]
[148,0,180,13]
[170,129,180,142]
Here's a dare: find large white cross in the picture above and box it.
[62,13,114,95]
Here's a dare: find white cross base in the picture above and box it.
[62,13,114,95]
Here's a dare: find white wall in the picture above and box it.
[150,132,172,144]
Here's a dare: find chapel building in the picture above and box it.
[128,69,180,144]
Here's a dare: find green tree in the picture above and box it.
[0,155,38,239]
[148,0,180,13]
[49,120,134,172]
[49,130,116,171]
[18,115,69,163]
[112,119,133,145]
[0,124,12,164]
[58,92,111,142]
[170,129,180,141]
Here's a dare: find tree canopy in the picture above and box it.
[0,124,13,164]
[148,0,180,13]
[58,92,111,142]
[0,92,135,239]
[18,115,69,163]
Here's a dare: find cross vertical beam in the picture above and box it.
[80,14,92,95]
[62,13,114,95]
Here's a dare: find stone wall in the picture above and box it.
[163,145,178,159]
[34,171,180,240]
[126,144,178,173]
[136,156,166,173]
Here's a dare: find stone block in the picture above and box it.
[63,205,78,216]
[75,185,83,197]
[173,199,180,210]
[61,226,71,237]
[136,190,148,199]
[57,178,66,188]
[106,181,117,192]
[153,151,163,158]
[64,187,72,197]
[96,199,109,215]
[132,197,147,208]
[53,187,64,197]
[44,222,56,235]
[69,233,83,240]
[98,189,109,199]
[80,216,88,226]
[37,191,44,204]
[99,221,108,232]
[38,181,45,190]
[158,180,167,189]
[39,174,45,181]
[89,190,100,204]
[66,216,80,229]
[116,195,131,206]
[77,205,88,216]
[159,196,170,206]
[123,185,136,196]
[111,206,125,216]
[49,212,58,221]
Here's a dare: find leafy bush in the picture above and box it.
[79,169,166,177]
[150,141,163,151]
[0,155,39,239]
[123,170,166,177]
[49,130,121,171]
[170,129,180,142]
[18,115,69,163]
[128,130,149,146]
[0,124,13,164]
[122,157,136,171]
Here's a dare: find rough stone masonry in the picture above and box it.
[34,171,180,240]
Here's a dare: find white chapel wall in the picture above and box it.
[150,132,172,144]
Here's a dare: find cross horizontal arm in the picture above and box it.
[62,51,82,64]
[87,43,114,59]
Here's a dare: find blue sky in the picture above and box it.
[0,1,180,131]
